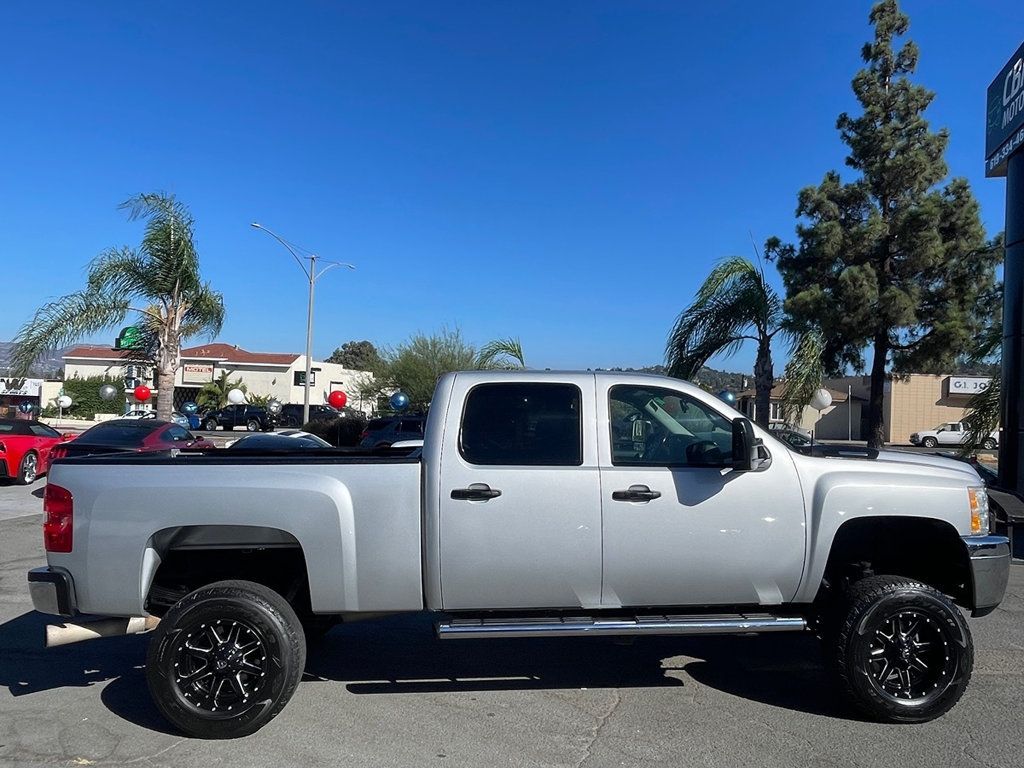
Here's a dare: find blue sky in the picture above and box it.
[0,1,1018,373]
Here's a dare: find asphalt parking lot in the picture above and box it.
[1,479,1022,768]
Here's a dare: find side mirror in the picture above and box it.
[732,417,756,471]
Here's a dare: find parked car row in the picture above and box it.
[0,418,76,484]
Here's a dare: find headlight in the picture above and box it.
[968,487,990,535]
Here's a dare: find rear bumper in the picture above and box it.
[962,535,1011,617]
[27,566,78,617]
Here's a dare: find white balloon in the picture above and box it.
[809,388,833,411]
[57,395,73,409]
[227,388,247,405]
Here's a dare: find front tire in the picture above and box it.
[203,419,218,431]
[246,419,260,432]
[146,580,306,739]
[921,437,938,448]
[831,575,972,723]
[17,451,39,485]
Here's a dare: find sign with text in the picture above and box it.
[947,376,992,396]
[986,40,1024,177]
[0,378,42,397]
[182,363,214,384]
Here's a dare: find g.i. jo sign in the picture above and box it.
[987,40,1024,177]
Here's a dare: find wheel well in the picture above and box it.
[145,526,312,617]
[819,516,970,608]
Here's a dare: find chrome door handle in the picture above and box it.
[612,485,661,502]
[451,484,502,501]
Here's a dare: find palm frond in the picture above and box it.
[960,374,1001,457]
[779,330,826,424]
[476,337,526,369]
[10,292,130,375]
[179,282,226,340]
[666,263,772,379]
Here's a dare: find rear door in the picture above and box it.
[437,375,603,610]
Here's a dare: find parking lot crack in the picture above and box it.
[575,689,621,768]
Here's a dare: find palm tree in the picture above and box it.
[667,257,783,428]
[475,337,526,370]
[12,193,225,420]
[196,371,247,412]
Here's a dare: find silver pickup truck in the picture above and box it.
[27,371,1010,738]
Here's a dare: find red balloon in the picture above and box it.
[327,390,347,409]
[134,385,151,402]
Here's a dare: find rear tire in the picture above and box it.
[830,575,972,723]
[982,438,997,450]
[146,580,306,739]
[17,451,39,485]
[203,419,218,431]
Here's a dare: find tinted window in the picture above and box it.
[78,422,156,447]
[365,418,391,432]
[461,383,582,466]
[399,419,424,435]
[30,424,61,438]
[610,385,732,467]
[164,425,193,442]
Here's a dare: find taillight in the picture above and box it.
[359,430,369,440]
[51,446,67,461]
[43,483,73,553]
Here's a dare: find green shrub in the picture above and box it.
[59,375,126,417]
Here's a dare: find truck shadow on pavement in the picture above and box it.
[0,611,849,735]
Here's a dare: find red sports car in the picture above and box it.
[50,418,215,461]
[0,418,76,485]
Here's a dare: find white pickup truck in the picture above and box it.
[910,422,999,449]
[27,371,1010,738]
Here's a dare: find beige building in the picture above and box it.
[825,374,992,445]
[737,373,990,445]
[62,343,375,415]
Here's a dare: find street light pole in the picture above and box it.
[251,223,355,425]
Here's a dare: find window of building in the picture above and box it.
[460,383,582,466]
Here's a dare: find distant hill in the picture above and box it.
[0,342,67,379]
[599,364,748,393]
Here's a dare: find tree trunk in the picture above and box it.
[156,365,176,421]
[866,332,889,449]
[753,337,774,429]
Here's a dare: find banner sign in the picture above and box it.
[947,376,992,396]
[182,363,214,384]
[986,40,1024,177]
[0,378,43,397]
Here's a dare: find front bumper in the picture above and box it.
[27,566,77,617]
[962,535,1011,617]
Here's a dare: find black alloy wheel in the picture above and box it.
[831,575,972,723]
[147,580,306,739]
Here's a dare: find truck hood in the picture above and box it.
[811,446,982,483]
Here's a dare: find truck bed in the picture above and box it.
[45,449,425,616]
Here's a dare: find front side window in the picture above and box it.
[610,385,733,467]
[461,383,582,466]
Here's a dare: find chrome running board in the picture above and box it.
[436,614,807,639]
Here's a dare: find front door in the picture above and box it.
[438,378,603,610]
[598,383,806,608]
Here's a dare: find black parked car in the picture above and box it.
[358,415,426,448]
[201,405,278,432]
[278,403,341,428]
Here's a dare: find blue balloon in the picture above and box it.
[717,390,737,405]
[18,401,34,414]
[181,401,198,414]
[389,392,410,411]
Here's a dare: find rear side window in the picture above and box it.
[460,383,582,466]
[78,422,153,447]
[366,418,391,432]
[399,419,424,435]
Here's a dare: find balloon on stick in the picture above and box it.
[133,385,151,402]
[227,388,246,405]
[99,384,118,401]
[389,392,410,411]
[328,390,347,409]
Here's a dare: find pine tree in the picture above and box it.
[767,0,998,448]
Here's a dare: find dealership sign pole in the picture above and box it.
[988,41,1024,492]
